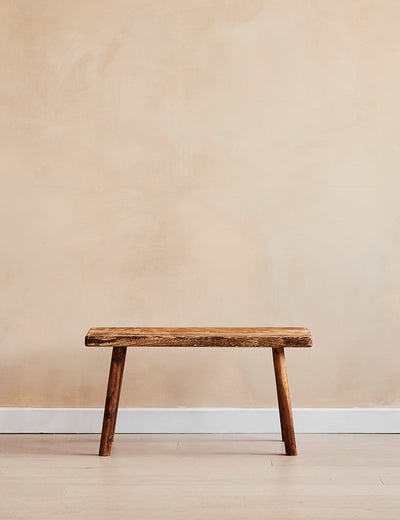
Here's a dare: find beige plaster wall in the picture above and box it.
[1,0,400,408]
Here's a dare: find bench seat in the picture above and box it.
[85,327,312,348]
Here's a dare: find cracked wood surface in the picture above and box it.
[85,327,312,348]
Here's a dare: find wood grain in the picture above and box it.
[99,347,127,456]
[85,327,312,348]
[3,434,400,520]
[272,347,297,456]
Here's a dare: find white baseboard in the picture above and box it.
[0,408,399,434]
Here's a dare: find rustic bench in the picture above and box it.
[85,327,312,456]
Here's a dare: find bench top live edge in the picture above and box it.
[85,327,312,348]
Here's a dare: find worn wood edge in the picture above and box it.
[85,328,312,348]
[85,337,312,348]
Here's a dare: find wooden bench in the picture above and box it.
[85,327,312,456]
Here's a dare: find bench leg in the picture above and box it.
[272,347,297,456]
[99,347,127,456]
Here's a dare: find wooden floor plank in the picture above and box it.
[0,434,399,520]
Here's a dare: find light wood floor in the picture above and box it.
[1,434,399,519]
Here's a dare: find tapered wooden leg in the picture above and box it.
[99,347,127,456]
[272,347,297,456]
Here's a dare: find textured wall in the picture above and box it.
[1,0,400,407]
